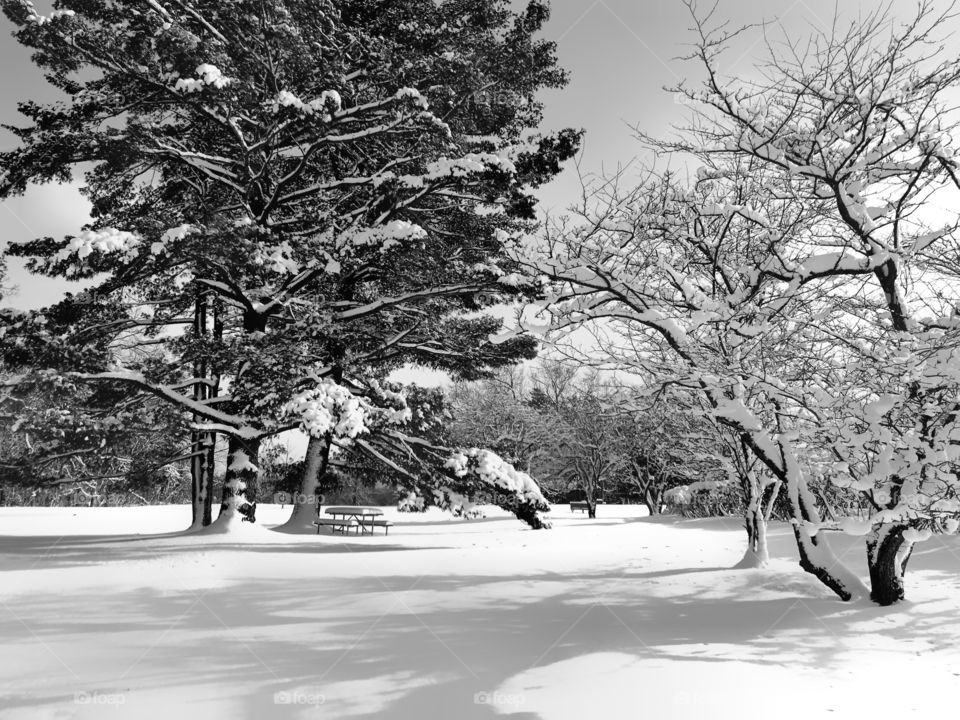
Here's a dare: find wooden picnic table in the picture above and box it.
[321,506,391,535]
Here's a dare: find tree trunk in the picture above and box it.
[188,294,220,529]
[631,462,660,516]
[643,487,661,516]
[208,435,260,531]
[275,434,331,533]
[189,435,213,529]
[203,432,216,520]
[203,297,222,525]
[189,295,211,529]
[735,468,769,568]
[583,483,597,518]
[736,502,769,568]
[866,524,913,606]
[205,300,260,532]
[783,456,866,601]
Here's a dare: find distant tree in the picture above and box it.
[448,366,549,476]
[534,369,624,518]
[452,362,633,517]
[616,395,723,517]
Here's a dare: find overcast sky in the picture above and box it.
[0,0,909,309]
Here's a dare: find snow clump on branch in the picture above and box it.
[394,87,430,109]
[152,224,200,255]
[272,89,342,117]
[348,220,428,251]
[289,382,369,439]
[175,64,231,93]
[55,228,141,262]
[374,154,516,189]
[21,2,75,24]
[288,381,412,440]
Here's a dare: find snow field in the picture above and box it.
[0,504,958,719]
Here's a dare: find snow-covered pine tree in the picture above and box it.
[0,0,579,529]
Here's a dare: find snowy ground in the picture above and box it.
[1,504,958,719]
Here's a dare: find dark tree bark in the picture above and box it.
[217,435,260,525]
[205,297,223,521]
[189,442,213,528]
[190,295,212,528]
[866,525,913,606]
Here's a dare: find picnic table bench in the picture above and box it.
[570,501,590,513]
[314,506,395,535]
[313,517,358,534]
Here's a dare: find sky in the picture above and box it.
[0,0,876,310]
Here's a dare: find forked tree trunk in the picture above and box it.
[643,486,662,516]
[630,461,661,517]
[583,482,597,518]
[866,524,913,606]
[735,470,774,568]
[210,435,260,530]
[737,503,768,569]
[275,434,331,533]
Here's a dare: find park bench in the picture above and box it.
[570,501,590,513]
